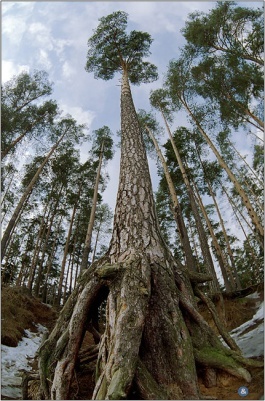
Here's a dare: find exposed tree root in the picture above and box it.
[36,252,259,400]
[21,372,40,400]
[38,258,108,399]
[194,286,241,352]
[134,358,168,400]
[92,255,151,399]
[194,347,252,382]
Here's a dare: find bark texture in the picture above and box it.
[37,69,260,400]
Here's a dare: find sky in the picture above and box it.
[2,0,263,225]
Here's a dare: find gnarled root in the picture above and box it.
[194,347,252,382]
[38,258,109,399]
[93,255,151,399]
[37,253,260,400]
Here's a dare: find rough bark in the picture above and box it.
[37,68,261,400]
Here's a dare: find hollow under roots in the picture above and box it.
[38,253,262,400]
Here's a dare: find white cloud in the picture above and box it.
[28,22,53,50]
[2,13,28,45]
[2,2,35,45]
[27,22,72,56]
[62,61,75,79]
[38,49,52,71]
[59,104,95,128]
[2,60,30,82]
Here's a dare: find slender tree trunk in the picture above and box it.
[228,94,264,129]
[33,185,65,296]
[80,142,105,272]
[180,95,264,241]
[1,114,48,159]
[68,249,75,296]
[1,130,68,260]
[28,199,53,293]
[56,188,81,306]
[1,169,16,221]
[27,220,47,293]
[145,124,197,271]
[226,194,261,276]
[227,139,263,185]
[63,257,71,304]
[29,181,57,283]
[91,213,104,264]
[189,218,201,262]
[2,192,32,261]
[192,180,235,292]
[220,180,264,248]
[234,171,264,213]
[159,110,220,292]
[193,141,242,290]
[42,214,64,304]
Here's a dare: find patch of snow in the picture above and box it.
[245,291,260,300]
[41,301,52,308]
[229,301,264,358]
[1,324,47,400]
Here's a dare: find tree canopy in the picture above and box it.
[85,11,158,84]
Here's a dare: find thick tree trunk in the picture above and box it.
[38,69,260,400]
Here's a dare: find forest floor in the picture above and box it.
[1,284,264,400]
